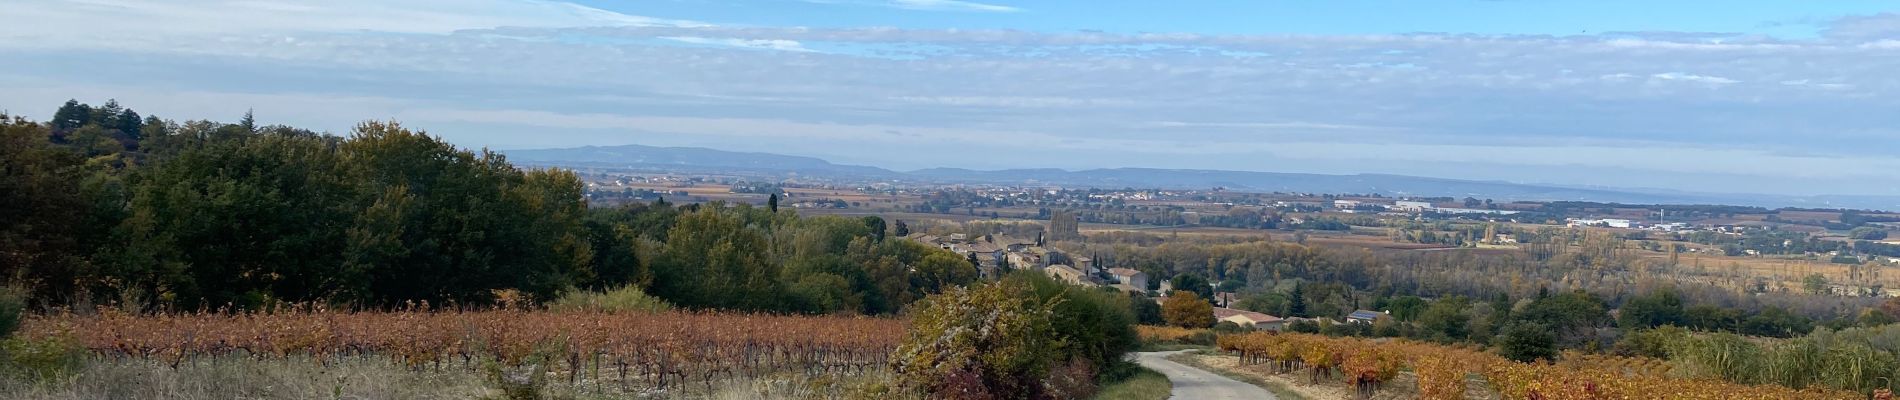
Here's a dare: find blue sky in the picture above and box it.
[586,0,1890,38]
[4,0,1900,197]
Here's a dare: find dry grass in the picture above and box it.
[0,356,495,400]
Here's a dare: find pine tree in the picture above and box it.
[1288,283,1309,317]
[768,194,779,213]
[239,109,257,132]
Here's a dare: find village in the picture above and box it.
[904,231,1411,332]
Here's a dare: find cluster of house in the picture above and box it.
[1203,306,1396,331]
[907,233,1421,330]
[910,232,1133,288]
[1331,199,1521,216]
[1566,218,1698,232]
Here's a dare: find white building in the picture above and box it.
[1394,201,1433,212]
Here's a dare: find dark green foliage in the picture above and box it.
[1,115,102,304]
[1287,283,1309,318]
[1618,288,1687,330]
[1235,292,1289,317]
[1288,320,1320,333]
[1610,325,1687,358]
[3,101,971,314]
[1515,290,1610,347]
[1168,274,1211,303]
[862,216,886,242]
[1004,271,1140,375]
[1380,295,1427,321]
[1494,321,1558,362]
[1415,296,1470,341]
[1128,292,1163,325]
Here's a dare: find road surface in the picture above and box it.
[1134,350,1277,400]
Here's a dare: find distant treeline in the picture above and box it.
[1,100,975,313]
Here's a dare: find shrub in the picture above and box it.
[1495,321,1558,362]
[0,334,85,380]
[1611,325,1687,358]
[1212,321,1245,334]
[1161,291,1214,328]
[1005,271,1139,374]
[892,281,1059,399]
[545,285,672,314]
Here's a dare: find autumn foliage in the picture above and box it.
[1161,291,1214,328]
[1217,331,1861,400]
[19,306,905,391]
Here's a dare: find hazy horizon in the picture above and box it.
[7,0,1900,196]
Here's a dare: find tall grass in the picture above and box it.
[1668,324,1900,395]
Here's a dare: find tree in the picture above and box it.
[767,194,779,213]
[1162,291,1215,328]
[862,216,887,242]
[1803,273,1829,295]
[1383,296,1428,321]
[1618,288,1687,330]
[1416,297,1471,341]
[1236,292,1290,317]
[1850,227,1888,240]
[1129,292,1164,325]
[894,219,910,237]
[1288,283,1310,318]
[1495,321,1558,362]
[1005,271,1138,375]
[238,109,256,132]
[51,99,91,135]
[1516,290,1609,347]
[1170,274,1212,302]
[0,114,100,303]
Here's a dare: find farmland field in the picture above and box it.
[17,308,906,396]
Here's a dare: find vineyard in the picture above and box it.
[1216,332,1870,400]
[17,307,907,395]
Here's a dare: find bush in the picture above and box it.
[1288,320,1320,333]
[1005,271,1139,374]
[892,281,1060,399]
[544,285,672,314]
[1161,291,1214,328]
[1611,326,1687,358]
[0,334,86,380]
[1495,321,1558,362]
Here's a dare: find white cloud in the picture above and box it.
[661,37,815,52]
[1649,72,1740,85]
[804,0,1021,13]
[0,0,702,50]
[6,2,1900,195]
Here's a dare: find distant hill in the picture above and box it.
[504,144,897,178]
[505,144,1900,211]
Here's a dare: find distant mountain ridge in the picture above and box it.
[505,144,895,178]
[503,144,1900,211]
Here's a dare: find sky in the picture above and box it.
[4,1,1900,196]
